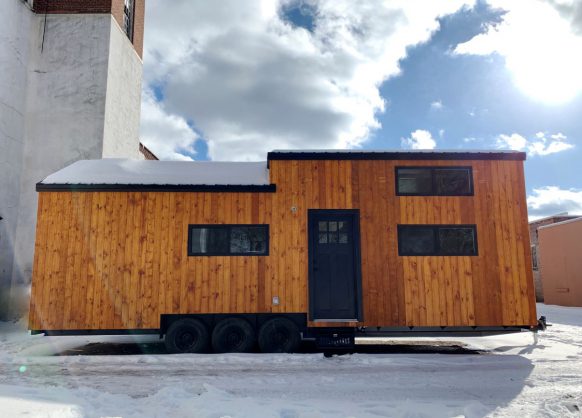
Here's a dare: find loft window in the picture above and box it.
[188,225,269,256]
[398,225,478,256]
[123,0,135,41]
[396,167,473,196]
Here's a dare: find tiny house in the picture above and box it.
[29,150,541,353]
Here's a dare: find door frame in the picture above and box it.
[307,209,364,322]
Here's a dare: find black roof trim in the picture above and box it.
[267,151,526,162]
[36,183,277,193]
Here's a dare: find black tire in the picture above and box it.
[258,317,301,353]
[164,318,210,354]
[212,318,256,353]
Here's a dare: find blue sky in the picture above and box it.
[140,0,582,219]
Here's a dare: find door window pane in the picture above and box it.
[319,221,327,232]
[319,232,328,244]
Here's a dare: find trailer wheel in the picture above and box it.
[165,318,210,354]
[258,317,300,353]
[212,318,256,353]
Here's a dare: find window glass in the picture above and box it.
[231,226,267,254]
[189,225,268,256]
[438,227,476,255]
[434,169,471,195]
[397,168,432,194]
[190,228,229,254]
[399,227,435,255]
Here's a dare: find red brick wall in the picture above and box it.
[32,0,145,58]
[32,0,113,14]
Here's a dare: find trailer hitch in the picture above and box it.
[535,316,549,331]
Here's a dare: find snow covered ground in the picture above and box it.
[0,304,581,418]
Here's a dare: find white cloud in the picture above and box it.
[527,186,582,219]
[496,132,573,156]
[453,0,582,104]
[402,129,437,149]
[139,89,198,161]
[430,100,443,110]
[141,0,473,160]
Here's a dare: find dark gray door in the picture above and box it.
[308,210,362,320]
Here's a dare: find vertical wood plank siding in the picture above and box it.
[29,159,537,330]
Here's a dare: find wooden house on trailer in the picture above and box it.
[29,150,544,353]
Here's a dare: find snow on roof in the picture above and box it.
[40,159,270,186]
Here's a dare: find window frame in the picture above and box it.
[395,166,474,196]
[397,224,478,256]
[187,224,270,256]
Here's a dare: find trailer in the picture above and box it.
[29,150,543,353]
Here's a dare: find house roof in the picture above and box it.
[267,149,526,161]
[37,159,273,192]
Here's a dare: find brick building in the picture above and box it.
[0,0,146,319]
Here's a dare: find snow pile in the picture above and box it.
[0,304,581,417]
[39,159,270,186]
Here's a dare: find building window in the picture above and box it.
[398,225,478,256]
[396,167,473,196]
[531,245,538,270]
[123,0,135,41]
[188,225,269,256]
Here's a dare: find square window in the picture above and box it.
[434,169,472,195]
[398,226,435,255]
[397,168,432,194]
[319,221,328,232]
[438,227,476,255]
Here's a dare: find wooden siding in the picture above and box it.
[29,159,537,330]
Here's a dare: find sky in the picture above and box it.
[139,0,582,220]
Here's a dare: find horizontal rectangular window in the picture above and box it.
[396,167,473,196]
[188,225,269,256]
[398,225,478,256]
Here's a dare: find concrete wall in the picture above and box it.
[0,0,33,319]
[3,9,142,318]
[538,218,582,307]
[102,20,143,159]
